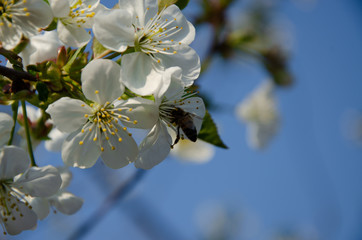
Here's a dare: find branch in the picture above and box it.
[68,169,146,240]
[0,65,37,82]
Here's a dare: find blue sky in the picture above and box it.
[4,0,362,239]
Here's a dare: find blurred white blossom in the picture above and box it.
[236,81,279,149]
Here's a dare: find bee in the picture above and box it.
[169,107,200,147]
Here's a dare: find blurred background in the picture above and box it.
[5,0,362,239]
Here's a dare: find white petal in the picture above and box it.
[82,59,124,105]
[121,52,164,95]
[49,191,83,215]
[0,23,22,49]
[57,166,72,189]
[0,112,13,146]
[136,121,172,169]
[93,8,134,52]
[20,31,62,66]
[156,45,200,85]
[171,139,214,163]
[161,5,195,45]
[3,197,37,235]
[44,128,69,152]
[179,97,206,134]
[49,0,70,18]
[0,146,29,179]
[14,165,62,198]
[115,97,159,129]
[27,196,50,220]
[18,105,41,123]
[57,21,91,47]
[46,97,92,133]
[61,127,101,168]
[118,0,158,26]
[154,67,178,101]
[100,125,138,169]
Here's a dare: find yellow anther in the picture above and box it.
[90,103,94,107]
[95,90,99,94]
[79,141,84,145]
[88,5,92,8]
[129,108,133,112]
[81,129,85,133]
[118,138,122,142]
[105,136,109,140]
[133,120,138,124]
[111,132,115,135]
[101,108,105,111]
[123,127,127,131]
[94,119,98,123]
[118,108,122,111]
[8,23,12,27]
[102,128,106,132]
[84,114,89,118]
[157,59,161,63]
[23,7,28,11]
[117,97,122,100]
[111,111,115,114]
[93,137,97,141]
[126,117,130,121]
[81,10,85,14]
[173,51,177,54]
[101,147,104,152]
[81,104,85,107]
[111,146,115,150]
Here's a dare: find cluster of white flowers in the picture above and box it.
[0,0,207,235]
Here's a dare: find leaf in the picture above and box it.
[198,111,228,149]
[175,0,189,10]
[158,0,189,10]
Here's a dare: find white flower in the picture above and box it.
[170,138,214,164]
[49,0,104,47]
[0,112,13,146]
[44,128,69,152]
[26,167,83,219]
[19,31,62,67]
[136,67,205,169]
[0,146,61,235]
[93,0,200,95]
[0,0,53,49]
[46,59,158,169]
[236,81,279,149]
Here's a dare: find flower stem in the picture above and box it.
[7,101,19,146]
[21,100,36,167]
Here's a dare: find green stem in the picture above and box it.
[21,100,36,166]
[7,101,19,145]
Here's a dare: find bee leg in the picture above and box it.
[171,126,181,148]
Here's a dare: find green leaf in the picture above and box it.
[198,111,228,149]
[158,0,189,10]
[36,82,49,102]
[175,0,189,10]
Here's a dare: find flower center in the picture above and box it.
[133,7,183,58]
[0,0,30,27]
[62,1,96,27]
[0,181,32,235]
[78,92,138,152]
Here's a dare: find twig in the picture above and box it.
[68,169,146,240]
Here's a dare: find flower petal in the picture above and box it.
[118,0,158,26]
[57,21,91,47]
[115,97,159,129]
[156,45,200,85]
[93,8,134,52]
[82,59,124,105]
[136,121,172,169]
[26,196,50,220]
[46,97,92,133]
[0,146,29,179]
[13,165,62,197]
[49,191,83,215]
[3,197,37,235]
[100,125,138,169]
[171,138,214,163]
[161,5,195,45]
[44,128,69,152]
[49,0,70,18]
[121,52,164,95]
[61,127,101,169]
[0,112,13,146]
